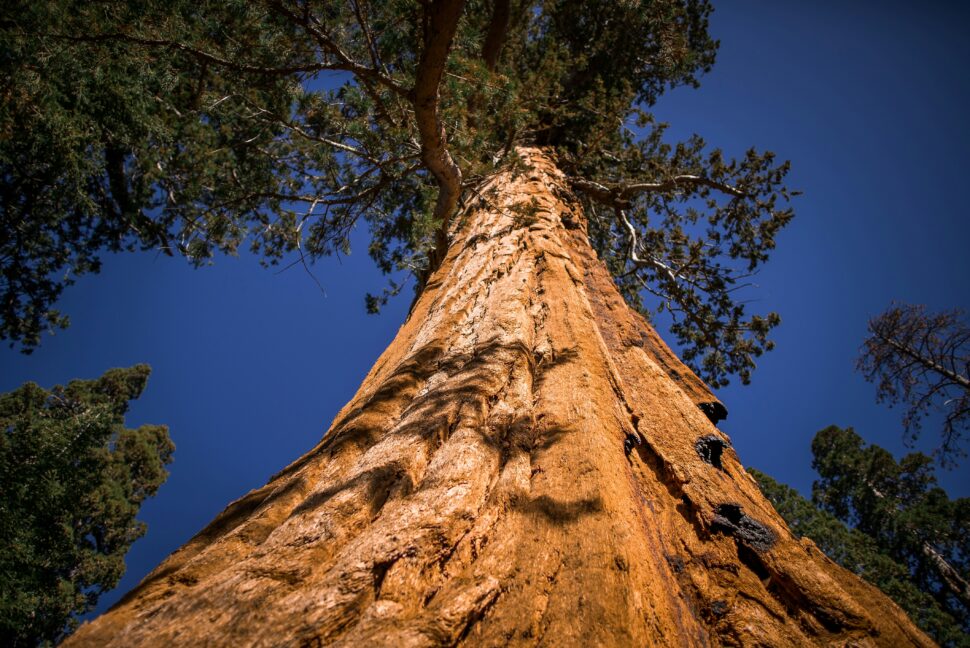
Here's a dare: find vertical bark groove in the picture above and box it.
[67,149,931,647]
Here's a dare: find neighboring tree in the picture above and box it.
[0,365,173,646]
[752,432,970,647]
[811,426,969,632]
[4,2,931,646]
[858,303,970,464]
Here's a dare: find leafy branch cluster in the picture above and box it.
[571,115,795,386]
[2,0,796,386]
[0,365,173,646]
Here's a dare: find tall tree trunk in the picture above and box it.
[67,149,931,647]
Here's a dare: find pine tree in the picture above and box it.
[753,451,969,647]
[0,365,173,646]
[811,426,969,633]
[2,1,933,645]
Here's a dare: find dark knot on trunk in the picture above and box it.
[698,401,728,424]
[711,503,776,552]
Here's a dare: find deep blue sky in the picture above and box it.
[2,1,969,616]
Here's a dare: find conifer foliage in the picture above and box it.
[1,0,794,386]
[753,425,970,647]
[0,366,173,646]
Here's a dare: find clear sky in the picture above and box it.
[2,0,969,616]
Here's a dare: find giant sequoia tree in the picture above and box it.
[3,1,932,645]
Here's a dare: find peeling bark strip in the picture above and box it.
[67,150,931,647]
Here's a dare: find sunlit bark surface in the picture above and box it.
[68,149,931,647]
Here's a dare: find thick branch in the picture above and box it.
[622,176,745,199]
[413,0,466,267]
[481,0,511,71]
[570,175,746,208]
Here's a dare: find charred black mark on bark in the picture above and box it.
[623,432,641,456]
[666,554,686,574]
[698,401,728,424]
[711,503,776,552]
[695,435,729,470]
[706,599,729,620]
[613,554,629,572]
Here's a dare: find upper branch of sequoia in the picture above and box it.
[4,0,799,388]
[569,175,746,208]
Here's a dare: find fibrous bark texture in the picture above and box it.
[67,149,931,647]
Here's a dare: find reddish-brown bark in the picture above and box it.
[67,149,931,647]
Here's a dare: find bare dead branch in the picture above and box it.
[859,304,970,463]
[617,207,677,283]
[872,327,970,390]
[569,174,745,208]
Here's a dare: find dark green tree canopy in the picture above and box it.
[755,425,969,645]
[1,0,795,386]
[0,365,173,647]
[811,425,969,622]
[753,466,969,647]
[750,426,970,646]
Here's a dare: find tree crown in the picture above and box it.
[1,0,795,386]
[809,425,969,639]
[753,461,969,647]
